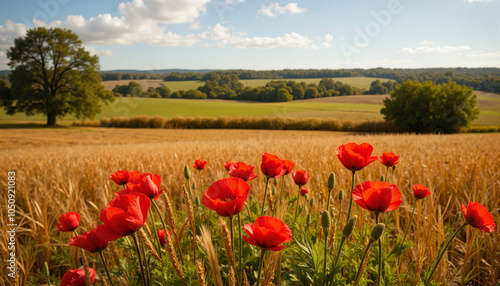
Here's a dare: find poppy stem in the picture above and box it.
[322,225,329,286]
[332,237,346,269]
[151,200,171,262]
[384,167,389,183]
[424,223,467,286]
[402,201,418,244]
[293,185,301,222]
[256,248,266,286]
[346,171,356,223]
[375,213,382,286]
[238,213,243,286]
[99,251,114,286]
[132,233,148,286]
[199,170,203,195]
[353,240,374,286]
[229,216,234,255]
[260,177,270,216]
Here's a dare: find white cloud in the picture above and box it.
[258,2,307,17]
[464,0,493,2]
[225,0,246,3]
[231,32,314,49]
[467,50,500,58]
[0,20,29,51]
[84,46,115,57]
[419,40,434,46]
[400,45,471,54]
[117,0,210,24]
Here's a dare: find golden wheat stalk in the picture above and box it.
[163,192,178,234]
[138,228,162,262]
[219,217,239,285]
[229,266,236,286]
[183,185,197,263]
[261,251,280,286]
[266,187,274,214]
[195,260,207,286]
[198,225,224,286]
[164,225,189,286]
[243,271,250,286]
[328,218,337,257]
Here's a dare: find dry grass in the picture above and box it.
[0,129,498,285]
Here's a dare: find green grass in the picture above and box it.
[239,77,392,89]
[1,94,499,126]
[161,77,392,91]
[162,80,205,91]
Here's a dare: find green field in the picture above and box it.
[160,77,392,91]
[2,94,499,126]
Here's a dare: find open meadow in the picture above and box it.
[0,128,498,285]
[1,92,500,127]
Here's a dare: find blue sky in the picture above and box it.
[0,0,499,71]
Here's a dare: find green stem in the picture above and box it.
[346,171,356,223]
[256,248,266,286]
[148,208,162,259]
[326,189,332,213]
[132,233,148,286]
[376,213,382,286]
[260,177,270,216]
[229,216,234,255]
[333,238,346,269]
[424,223,467,286]
[99,251,114,286]
[402,201,418,244]
[322,226,329,286]
[199,170,203,195]
[293,185,302,222]
[353,241,373,286]
[238,213,243,286]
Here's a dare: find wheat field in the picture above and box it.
[0,128,498,285]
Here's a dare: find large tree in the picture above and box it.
[1,27,113,125]
[381,80,479,133]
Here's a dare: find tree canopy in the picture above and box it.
[1,27,113,125]
[381,80,479,133]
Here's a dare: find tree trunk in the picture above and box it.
[47,111,57,126]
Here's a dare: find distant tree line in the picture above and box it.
[112,81,172,98]
[99,67,500,93]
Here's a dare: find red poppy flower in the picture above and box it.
[300,187,309,197]
[193,159,207,170]
[96,193,151,241]
[292,170,310,186]
[109,170,141,185]
[56,212,80,232]
[69,227,109,253]
[60,268,96,286]
[282,159,295,175]
[413,184,431,200]
[158,229,171,246]
[115,173,164,200]
[336,143,378,172]
[461,202,496,233]
[243,216,292,251]
[223,161,235,171]
[202,177,250,217]
[228,162,258,181]
[379,152,400,167]
[352,181,402,213]
[261,153,286,179]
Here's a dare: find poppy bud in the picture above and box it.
[327,172,335,191]
[192,182,196,190]
[309,197,314,208]
[338,189,344,201]
[272,187,277,196]
[330,207,336,220]
[44,261,50,279]
[369,223,385,242]
[194,195,200,207]
[249,194,254,202]
[380,175,385,182]
[321,210,331,230]
[306,213,311,226]
[392,165,397,172]
[342,215,357,239]
[184,165,191,180]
